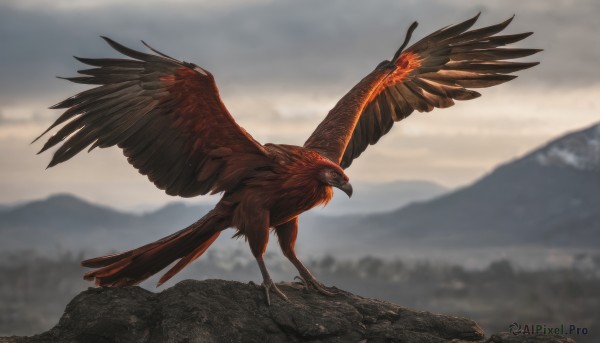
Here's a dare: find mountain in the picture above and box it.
[0,193,136,232]
[532,123,600,171]
[2,123,598,259]
[324,123,600,252]
[0,194,214,254]
[0,179,445,254]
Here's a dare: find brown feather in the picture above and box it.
[305,14,539,169]
[39,37,270,197]
[82,211,228,287]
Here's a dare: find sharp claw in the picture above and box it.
[294,275,311,294]
[298,274,337,297]
[262,279,289,306]
[313,282,336,297]
[273,285,290,303]
[294,275,308,287]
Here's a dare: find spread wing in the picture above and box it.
[36,37,269,197]
[304,14,541,168]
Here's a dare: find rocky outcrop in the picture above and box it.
[0,279,576,343]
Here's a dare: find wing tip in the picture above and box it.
[100,35,126,53]
[392,21,419,62]
[500,14,516,27]
[521,31,534,39]
[73,55,87,64]
[467,11,481,26]
[46,157,60,169]
[466,11,481,25]
[31,135,43,145]
[521,48,544,57]
[99,35,117,48]
[140,40,178,61]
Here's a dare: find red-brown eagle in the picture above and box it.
[36,14,540,304]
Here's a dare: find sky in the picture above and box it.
[0,0,598,210]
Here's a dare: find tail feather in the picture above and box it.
[81,229,183,268]
[157,231,220,286]
[82,210,226,287]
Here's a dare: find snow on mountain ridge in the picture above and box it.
[535,123,600,171]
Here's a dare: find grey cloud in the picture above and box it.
[0,0,597,110]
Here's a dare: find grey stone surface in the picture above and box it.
[0,279,576,343]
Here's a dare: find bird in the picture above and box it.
[35,13,540,305]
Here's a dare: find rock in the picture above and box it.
[0,279,575,343]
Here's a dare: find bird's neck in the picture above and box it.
[279,165,334,208]
[266,144,336,208]
[284,178,334,211]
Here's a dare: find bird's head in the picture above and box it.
[317,163,353,198]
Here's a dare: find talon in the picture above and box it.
[262,278,289,305]
[300,274,336,297]
[263,282,271,305]
[293,275,310,293]
[294,275,308,287]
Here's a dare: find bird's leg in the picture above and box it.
[255,256,288,305]
[288,254,336,296]
[275,218,336,296]
[246,211,288,305]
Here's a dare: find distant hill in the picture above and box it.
[0,179,444,255]
[2,123,598,260]
[324,122,600,252]
[0,194,136,232]
[0,194,214,254]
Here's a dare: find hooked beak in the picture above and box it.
[336,181,353,198]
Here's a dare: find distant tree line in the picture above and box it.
[1,251,599,343]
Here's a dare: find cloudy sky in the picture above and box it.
[0,0,598,210]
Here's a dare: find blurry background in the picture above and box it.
[0,0,598,341]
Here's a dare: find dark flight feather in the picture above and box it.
[38,37,269,197]
[304,14,540,169]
